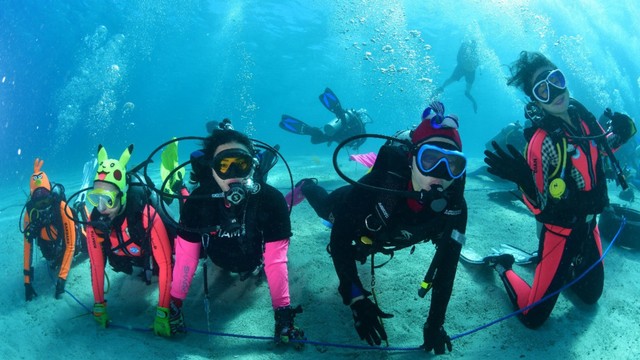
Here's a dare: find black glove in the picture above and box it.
[169,300,185,335]
[484,141,537,200]
[25,283,37,302]
[274,305,305,344]
[54,278,66,299]
[350,297,394,346]
[605,109,637,143]
[421,323,453,355]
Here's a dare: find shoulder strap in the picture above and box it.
[568,99,604,135]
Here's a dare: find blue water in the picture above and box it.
[1,0,639,187]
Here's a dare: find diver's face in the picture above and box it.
[211,142,254,192]
[92,181,122,220]
[411,137,459,192]
[532,67,570,115]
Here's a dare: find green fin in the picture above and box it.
[160,137,185,195]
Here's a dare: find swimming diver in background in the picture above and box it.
[435,39,479,113]
[280,87,372,150]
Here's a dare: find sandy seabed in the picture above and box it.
[1,156,639,359]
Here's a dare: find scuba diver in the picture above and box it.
[22,158,89,301]
[84,145,181,337]
[169,127,304,344]
[484,120,527,154]
[289,101,467,354]
[280,87,371,150]
[484,51,637,328]
[435,39,479,113]
[189,118,280,188]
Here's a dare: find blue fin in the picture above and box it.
[319,87,346,119]
[279,115,311,135]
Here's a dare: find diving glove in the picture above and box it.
[169,300,185,334]
[54,278,66,299]
[153,307,172,337]
[25,283,37,302]
[153,302,185,337]
[484,141,537,200]
[93,302,109,328]
[350,297,393,346]
[421,323,453,354]
[274,305,305,345]
[605,108,637,144]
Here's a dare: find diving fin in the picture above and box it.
[160,137,186,197]
[280,115,313,135]
[318,87,346,119]
[459,247,491,265]
[498,243,538,265]
[77,158,97,204]
[460,244,537,266]
[81,158,97,190]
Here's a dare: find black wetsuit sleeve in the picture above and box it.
[426,196,467,328]
[329,145,411,305]
[176,187,212,243]
[329,211,368,305]
[260,184,292,242]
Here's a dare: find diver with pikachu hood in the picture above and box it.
[84,144,183,337]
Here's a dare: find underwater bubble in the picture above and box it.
[122,102,135,116]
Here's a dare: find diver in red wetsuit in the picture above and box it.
[85,144,180,337]
[484,51,637,328]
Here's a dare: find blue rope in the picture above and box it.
[60,217,626,351]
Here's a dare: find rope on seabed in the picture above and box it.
[56,217,626,351]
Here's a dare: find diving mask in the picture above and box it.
[415,144,467,180]
[87,188,121,211]
[210,149,255,180]
[532,69,566,103]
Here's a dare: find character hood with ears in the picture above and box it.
[94,144,134,207]
[30,158,52,195]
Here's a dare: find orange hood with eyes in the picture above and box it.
[30,158,51,195]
